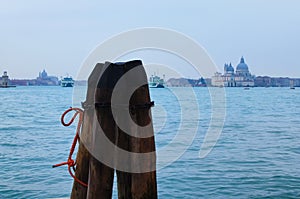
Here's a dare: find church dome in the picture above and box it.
[236,57,249,72]
[41,70,47,77]
[227,63,234,72]
[224,63,234,74]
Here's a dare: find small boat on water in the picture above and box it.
[149,75,165,88]
[61,77,74,87]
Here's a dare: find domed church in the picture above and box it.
[211,57,255,87]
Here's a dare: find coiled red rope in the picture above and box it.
[52,107,88,187]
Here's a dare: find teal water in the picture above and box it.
[0,86,300,198]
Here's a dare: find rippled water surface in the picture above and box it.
[0,86,300,198]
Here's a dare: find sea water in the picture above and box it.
[0,86,300,198]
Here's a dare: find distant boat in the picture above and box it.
[149,75,165,88]
[61,77,74,87]
[244,87,250,90]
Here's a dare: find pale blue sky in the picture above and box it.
[1,0,300,79]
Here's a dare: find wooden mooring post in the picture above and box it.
[70,60,157,199]
[70,63,104,199]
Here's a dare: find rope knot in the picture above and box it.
[67,158,75,167]
[52,107,88,187]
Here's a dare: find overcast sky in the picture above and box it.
[1,0,300,79]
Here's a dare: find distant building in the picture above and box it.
[1,71,9,87]
[10,79,30,86]
[39,69,48,79]
[292,78,300,87]
[9,69,60,86]
[0,71,12,87]
[36,69,59,86]
[211,57,255,87]
[255,76,300,87]
[271,77,290,87]
[166,77,207,87]
[0,71,16,87]
[254,76,272,87]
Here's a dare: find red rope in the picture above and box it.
[52,107,88,187]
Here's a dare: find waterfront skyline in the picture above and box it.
[1,0,300,79]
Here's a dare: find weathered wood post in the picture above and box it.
[86,61,117,198]
[70,63,104,199]
[114,60,157,199]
